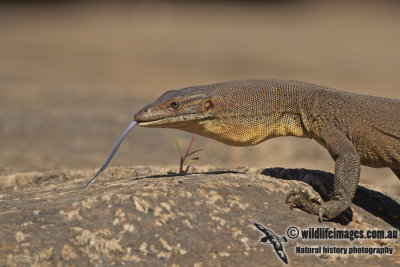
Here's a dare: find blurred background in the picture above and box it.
[0,0,399,194]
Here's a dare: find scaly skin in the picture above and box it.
[134,79,400,220]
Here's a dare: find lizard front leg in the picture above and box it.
[286,128,360,221]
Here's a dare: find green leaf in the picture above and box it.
[186,149,202,158]
[183,157,200,167]
[173,139,183,157]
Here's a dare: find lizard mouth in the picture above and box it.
[136,113,209,127]
[136,116,181,126]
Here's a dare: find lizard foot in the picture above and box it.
[285,188,353,223]
[285,188,327,222]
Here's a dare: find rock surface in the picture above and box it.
[0,166,399,266]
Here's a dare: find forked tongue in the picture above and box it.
[80,120,138,189]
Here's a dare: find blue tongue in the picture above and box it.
[81,120,138,189]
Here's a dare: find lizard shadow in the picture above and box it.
[261,167,400,229]
[129,170,241,182]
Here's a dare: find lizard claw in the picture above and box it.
[285,187,327,220]
[318,207,326,222]
[285,188,306,203]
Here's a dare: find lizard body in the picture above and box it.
[134,79,400,220]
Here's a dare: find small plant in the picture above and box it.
[174,136,202,174]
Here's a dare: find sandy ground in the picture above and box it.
[0,1,399,194]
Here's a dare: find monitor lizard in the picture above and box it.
[133,79,400,221]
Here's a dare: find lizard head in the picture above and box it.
[134,87,215,130]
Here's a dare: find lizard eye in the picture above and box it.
[170,101,180,109]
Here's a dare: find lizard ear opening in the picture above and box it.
[202,99,214,113]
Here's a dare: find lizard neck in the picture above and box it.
[176,111,308,147]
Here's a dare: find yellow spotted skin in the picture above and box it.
[134,79,400,220]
